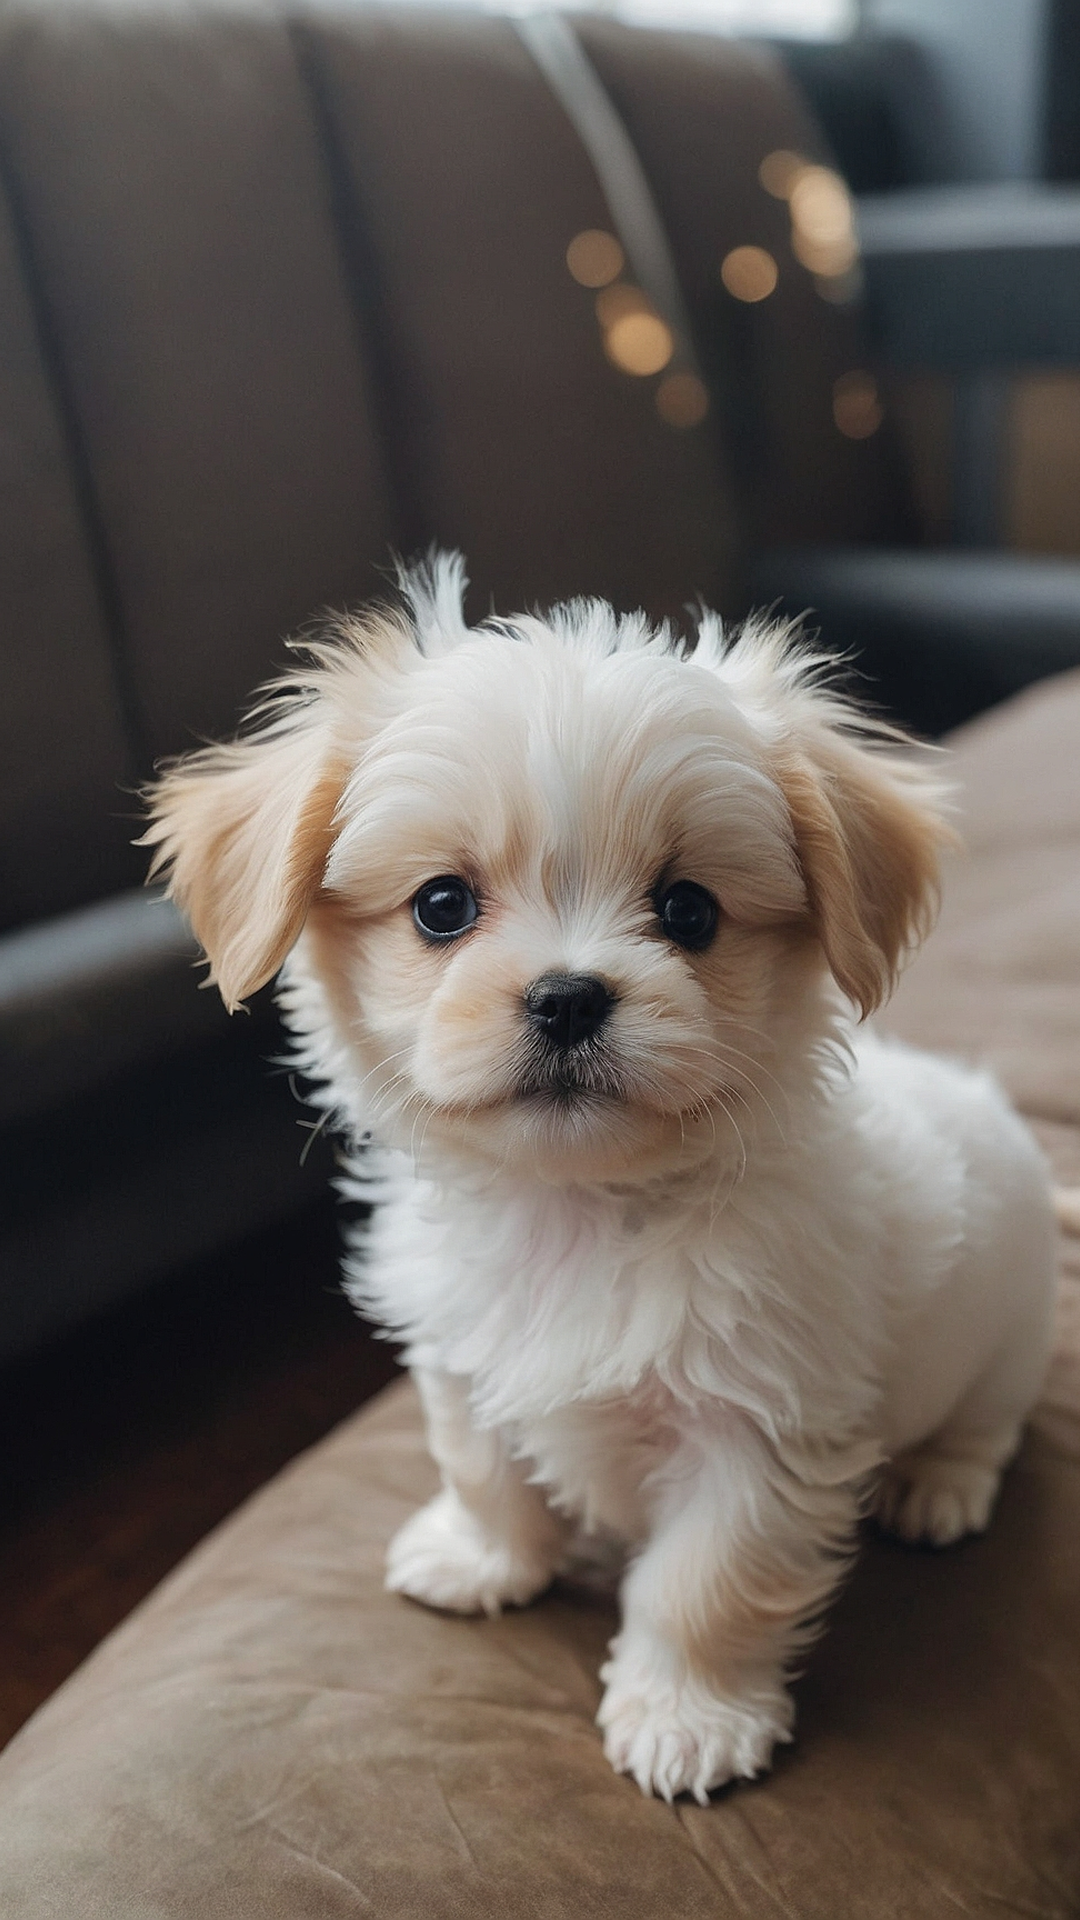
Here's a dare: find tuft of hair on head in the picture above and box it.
[698,610,956,1019]
[393,548,473,658]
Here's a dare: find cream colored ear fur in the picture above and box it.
[702,615,953,1017]
[142,709,346,1011]
[774,722,951,1019]
[142,607,417,1008]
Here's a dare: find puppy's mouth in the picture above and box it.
[515,1045,625,1106]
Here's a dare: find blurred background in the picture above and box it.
[3,0,1080,1743]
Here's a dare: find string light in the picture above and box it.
[833,370,883,439]
[720,245,779,303]
[604,310,675,376]
[758,149,806,199]
[566,229,625,289]
[789,165,858,278]
[656,372,710,427]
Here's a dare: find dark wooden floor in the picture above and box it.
[0,1198,400,1750]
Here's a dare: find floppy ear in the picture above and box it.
[699,613,954,1019]
[775,724,951,1019]
[141,704,346,1012]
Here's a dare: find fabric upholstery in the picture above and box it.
[752,545,1080,735]
[0,0,394,761]
[883,671,1080,1124]
[0,672,1077,1914]
[294,5,736,625]
[0,0,903,920]
[0,184,136,927]
[578,20,913,557]
[0,891,213,1127]
[1,1025,334,1361]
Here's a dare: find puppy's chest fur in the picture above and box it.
[342,1119,911,1536]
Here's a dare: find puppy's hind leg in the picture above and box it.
[874,1417,1022,1548]
[875,1319,1054,1547]
[876,1275,1055,1548]
[386,1368,566,1616]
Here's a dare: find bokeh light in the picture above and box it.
[566,228,626,289]
[595,282,651,329]
[604,310,675,376]
[720,244,779,303]
[815,266,863,305]
[655,372,710,428]
[758,149,806,199]
[789,165,858,278]
[833,370,883,439]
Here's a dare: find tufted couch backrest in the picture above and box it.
[0,0,908,935]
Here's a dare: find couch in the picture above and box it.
[0,666,1077,1914]
[3,5,1080,1901]
[6,0,1080,1359]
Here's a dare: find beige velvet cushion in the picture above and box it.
[2,674,1079,1918]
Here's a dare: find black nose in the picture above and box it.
[524,972,615,1050]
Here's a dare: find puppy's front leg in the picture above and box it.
[386,1368,566,1617]
[599,1416,866,1802]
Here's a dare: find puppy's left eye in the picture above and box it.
[413,876,479,942]
[656,880,719,952]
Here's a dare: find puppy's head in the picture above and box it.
[144,557,950,1182]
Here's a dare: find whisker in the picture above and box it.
[297,1108,331,1167]
[716,1094,748,1179]
[709,1055,789,1146]
[712,1035,793,1109]
[660,1031,793,1125]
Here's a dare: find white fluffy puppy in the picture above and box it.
[145,556,1056,1803]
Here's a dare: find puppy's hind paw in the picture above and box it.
[874,1448,1005,1547]
[386,1489,556,1617]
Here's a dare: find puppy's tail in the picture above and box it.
[1054,1187,1080,1236]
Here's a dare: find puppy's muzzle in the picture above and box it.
[524,973,615,1051]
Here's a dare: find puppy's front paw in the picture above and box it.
[597,1655,792,1803]
[875,1450,1002,1547]
[386,1489,555,1618]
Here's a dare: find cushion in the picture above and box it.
[282,5,736,624]
[751,545,1080,736]
[0,184,138,928]
[1,673,1078,1917]
[577,19,912,554]
[0,0,393,760]
[0,889,332,1359]
[0,892,210,1126]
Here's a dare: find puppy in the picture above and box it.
[144,555,1056,1803]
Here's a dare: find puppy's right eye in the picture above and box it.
[656,879,719,952]
[412,876,479,942]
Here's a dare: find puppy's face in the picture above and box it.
[144,563,948,1184]
[311,627,811,1179]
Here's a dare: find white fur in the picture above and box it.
[147,555,1057,1803]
